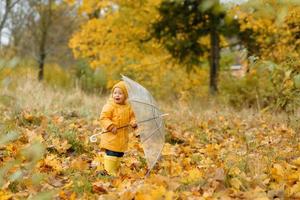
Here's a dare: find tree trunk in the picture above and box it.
[209,16,220,95]
[38,28,47,81]
[37,0,53,81]
[38,52,45,81]
[0,0,21,37]
[0,0,10,33]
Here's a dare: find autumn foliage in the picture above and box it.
[1,0,300,199]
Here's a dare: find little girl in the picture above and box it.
[99,81,137,176]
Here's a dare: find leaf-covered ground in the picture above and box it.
[1,104,300,200]
[0,78,300,199]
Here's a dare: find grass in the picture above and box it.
[0,74,104,118]
[61,130,86,154]
[72,173,93,195]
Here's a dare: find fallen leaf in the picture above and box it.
[230,177,242,190]
[292,157,300,166]
[92,181,108,194]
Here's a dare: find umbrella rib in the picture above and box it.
[130,98,165,140]
[147,140,164,176]
[129,99,160,109]
[145,99,165,173]
[141,119,163,143]
[150,96,165,144]
[142,119,165,173]
[140,96,162,143]
[134,96,165,173]
[150,96,164,141]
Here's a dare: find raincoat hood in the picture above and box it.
[112,81,128,99]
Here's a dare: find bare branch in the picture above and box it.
[0,0,21,32]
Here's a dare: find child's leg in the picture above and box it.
[104,150,124,176]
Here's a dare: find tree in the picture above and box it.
[0,0,21,46]
[227,0,300,113]
[69,0,170,81]
[235,0,300,62]
[7,0,28,49]
[29,0,55,81]
[152,0,239,95]
[15,0,78,80]
[70,0,163,69]
[69,0,211,98]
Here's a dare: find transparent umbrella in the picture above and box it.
[89,75,166,175]
[122,75,166,175]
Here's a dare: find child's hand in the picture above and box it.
[107,124,117,134]
[130,122,138,129]
[111,126,117,134]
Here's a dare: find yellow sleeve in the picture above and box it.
[99,103,114,130]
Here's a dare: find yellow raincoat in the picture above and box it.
[99,81,136,152]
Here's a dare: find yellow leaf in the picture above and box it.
[271,164,285,182]
[52,116,64,124]
[71,157,89,170]
[51,138,71,154]
[23,112,34,122]
[162,143,176,156]
[0,191,13,200]
[59,191,76,200]
[146,175,169,188]
[43,154,63,172]
[135,193,152,200]
[151,186,166,199]
[289,181,300,197]
[165,191,175,200]
[181,168,203,184]
[230,177,242,190]
[135,185,153,200]
[25,129,43,143]
[119,190,135,200]
[292,157,300,166]
[229,167,241,176]
[99,194,119,200]
[70,192,76,200]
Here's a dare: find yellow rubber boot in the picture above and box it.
[104,155,120,176]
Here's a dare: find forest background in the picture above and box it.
[0,0,300,199]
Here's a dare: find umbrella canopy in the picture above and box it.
[122,75,165,174]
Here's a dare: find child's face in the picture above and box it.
[112,87,126,104]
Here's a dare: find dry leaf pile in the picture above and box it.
[0,107,299,199]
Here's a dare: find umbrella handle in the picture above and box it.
[89,132,103,143]
[136,113,169,124]
[89,124,130,143]
[89,114,168,143]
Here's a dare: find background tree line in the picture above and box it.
[0,0,299,112]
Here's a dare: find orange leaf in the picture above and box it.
[92,181,108,194]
